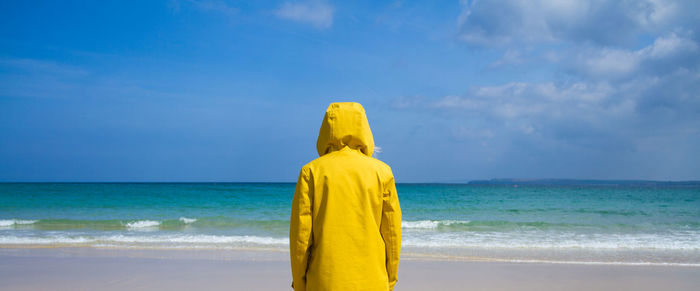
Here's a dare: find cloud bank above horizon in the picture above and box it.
[388,0,700,181]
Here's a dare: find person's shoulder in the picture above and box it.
[300,154,330,174]
[368,156,391,169]
[363,155,393,176]
[303,154,326,168]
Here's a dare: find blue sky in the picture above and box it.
[1,0,699,182]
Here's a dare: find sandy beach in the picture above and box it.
[1,247,699,291]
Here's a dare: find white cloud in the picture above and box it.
[274,1,334,29]
[400,60,700,160]
[432,81,615,124]
[389,0,700,179]
[570,47,640,78]
[457,0,693,47]
[564,33,699,79]
[490,49,525,67]
[643,33,698,59]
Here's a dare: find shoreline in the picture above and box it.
[2,245,699,267]
[1,247,699,290]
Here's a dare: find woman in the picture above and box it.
[290,102,401,291]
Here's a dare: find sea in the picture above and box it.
[1,182,699,266]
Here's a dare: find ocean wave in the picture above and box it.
[401,220,470,229]
[0,234,288,247]
[125,220,161,229]
[0,219,38,227]
[0,232,697,265]
[402,231,700,250]
[2,218,696,234]
[0,218,289,231]
[399,219,654,232]
[179,217,197,224]
[0,230,698,251]
[0,235,92,244]
[105,234,288,245]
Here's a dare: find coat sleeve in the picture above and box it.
[380,173,401,291]
[290,167,313,291]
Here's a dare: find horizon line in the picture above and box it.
[1,178,700,184]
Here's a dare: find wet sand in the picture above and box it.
[1,248,699,290]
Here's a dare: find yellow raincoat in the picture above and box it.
[290,102,402,291]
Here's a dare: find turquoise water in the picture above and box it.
[1,183,699,265]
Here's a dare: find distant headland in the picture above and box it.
[467,179,700,187]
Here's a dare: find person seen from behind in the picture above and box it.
[290,102,402,291]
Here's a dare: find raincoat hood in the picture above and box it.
[316,102,375,157]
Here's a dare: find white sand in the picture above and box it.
[1,248,699,290]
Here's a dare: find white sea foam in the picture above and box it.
[0,219,38,227]
[1,229,699,267]
[103,234,288,245]
[1,231,697,250]
[401,231,700,250]
[15,219,37,225]
[0,235,92,244]
[179,217,197,224]
[0,234,288,247]
[401,220,470,229]
[402,220,439,229]
[125,220,161,229]
[2,231,697,266]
